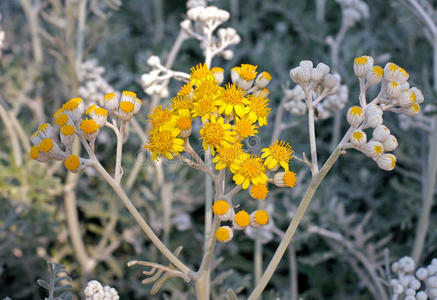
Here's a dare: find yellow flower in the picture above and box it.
[175,109,192,131]
[261,140,294,171]
[171,95,193,112]
[250,183,269,200]
[247,94,271,126]
[216,226,233,242]
[273,171,297,188]
[250,210,269,227]
[200,115,235,155]
[237,64,258,81]
[212,142,247,172]
[145,127,184,160]
[234,116,258,140]
[234,210,250,229]
[148,106,175,129]
[216,83,249,117]
[189,63,214,85]
[232,154,268,189]
[177,81,194,98]
[192,78,222,121]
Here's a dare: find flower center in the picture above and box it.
[203,123,225,147]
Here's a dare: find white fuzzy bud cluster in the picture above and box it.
[140,56,170,97]
[290,61,340,93]
[391,256,437,300]
[181,5,239,61]
[345,56,425,171]
[84,280,119,300]
[288,61,344,120]
[337,0,369,26]
[283,85,307,116]
[77,59,115,105]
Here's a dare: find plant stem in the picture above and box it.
[114,120,126,182]
[64,139,95,274]
[288,245,298,300]
[248,129,351,300]
[91,157,193,277]
[304,87,319,175]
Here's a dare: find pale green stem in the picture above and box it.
[90,156,193,277]
[114,121,126,183]
[20,0,43,63]
[288,245,298,300]
[0,103,22,166]
[254,200,264,284]
[248,129,352,300]
[304,86,319,175]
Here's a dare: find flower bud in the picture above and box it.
[147,55,161,67]
[215,226,233,242]
[410,87,424,104]
[299,60,313,82]
[372,125,390,142]
[233,210,250,230]
[323,73,340,91]
[353,56,374,77]
[350,130,367,148]
[387,81,401,98]
[250,210,269,228]
[363,141,384,158]
[376,153,396,171]
[365,112,383,128]
[384,62,400,82]
[381,134,398,151]
[403,104,420,116]
[212,200,234,221]
[366,65,384,85]
[273,171,297,188]
[211,67,224,84]
[255,72,272,89]
[346,106,365,127]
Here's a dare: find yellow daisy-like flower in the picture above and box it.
[247,94,271,126]
[148,106,175,129]
[232,154,268,189]
[200,115,235,155]
[171,95,193,112]
[145,127,184,160]
[216,83,249,117]
[212,142,248,172]
[250,183,269,200]
[189,63,214,85]
[234,116,258,140]
[237,64,258,81]
[192,79,222,121]
[261,140,294,171]
[177,81,194,98]
[175,109,192,131]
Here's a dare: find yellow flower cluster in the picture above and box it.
[30,91,140,172]
[145,63,298,242]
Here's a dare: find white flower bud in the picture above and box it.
[381,135,398,151]
[376,153,396,171]
[316,62,330,77]
[400,257,416,273]
[403,104,421,116]
[398,90,415,107]
[410,278,421,290]
[311,67,325,82]
[290,67,303,84]
[416,267,428,281]
[180,19,192,31]
[416,291,428,300]
[410,87,424,104]
[366,113,383,128]
[428,265,437,277]
[366,65,384,85]
[406,288,416,296]
[354,56,374,77]
[255,72,272,89]
[363,141,384,158]
[222,49,234,60]
[429,287,437,297]
[160,87,169,98]
[346,106,365,127]
[147,55,161,67]
[324,73,340,91]
[350,129,367,148]
[373,125,391,141]
[392,262,400,273]
[404,296,415,300]
[187,6,204,21]
[432,258,437,266]
[387,81,402,98]
[299,60,313,82]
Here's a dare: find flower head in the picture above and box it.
[234,116,258,140]
[247,94,271,126]
[216,226,233,242]
[250,210,269,228]
[216,83,249,117]
[273,171,297,188]
[190,63,214,84]
[233,210,250,230]
[200,115,235,155]
[212,142,247,172]
[261,140,294,171]
[232,154,268,189]
[250,183,269,200]
[145,128,184,160]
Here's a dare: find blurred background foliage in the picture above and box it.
[0,0,436,299]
